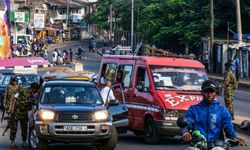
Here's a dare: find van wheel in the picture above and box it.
[144,118,159,144]
[96,126,118,150]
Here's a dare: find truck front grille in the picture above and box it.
[57,112,92,122]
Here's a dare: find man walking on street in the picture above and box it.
[69,48,73,62]
[223,62,238,120]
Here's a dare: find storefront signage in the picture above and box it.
[34,13,45,29]
[14,12,25,22]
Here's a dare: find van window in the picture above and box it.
[150,66,208,91]
[100,63,117,84]
[136,67,150,92]
[116,65,133,87]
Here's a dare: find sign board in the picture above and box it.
[0,57,51,68]
[0,0,11,59]
[34,13,45,29]
[121,35,126,41]
[63,23,68,30]
[14,12,25,22]
[72,14,81,23]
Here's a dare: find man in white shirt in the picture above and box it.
[100,80,115,104]
[52,49,58,64]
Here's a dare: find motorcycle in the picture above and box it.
[76,52,86,61]
[177,116,239,150]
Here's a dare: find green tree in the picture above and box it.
[89,0,250,54]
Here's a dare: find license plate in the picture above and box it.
[63,126,87,131]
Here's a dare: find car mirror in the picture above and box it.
[108,99,119,106]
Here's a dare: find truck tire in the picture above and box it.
[29,127,48,150]
[29,127,39,150]
[144,118,159,144]
[96,126,118,150]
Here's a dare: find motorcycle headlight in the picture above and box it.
[38,110,55,121]
[93,110,108,121]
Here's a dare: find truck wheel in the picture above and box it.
[96,126,118,150]
[29,127,48,150]
[144,118,159,144]
[29,127,39,150]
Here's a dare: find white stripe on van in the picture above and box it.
[126,103,160,112]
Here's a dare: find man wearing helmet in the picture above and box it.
[181,80,246,148]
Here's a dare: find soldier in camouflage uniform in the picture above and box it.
[223,62,238,120]
[3,76,19,111]
[8,82,40,149]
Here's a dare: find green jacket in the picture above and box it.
[4,84,19,109]
[224,70,238,90]
[14,88,31,119]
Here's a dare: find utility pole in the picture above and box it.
[236,0,242,77]
[109,0,113,41]
[210,0,214,72]
[131,0,134,52]
[66,0,69,27]
[236,0,242,44]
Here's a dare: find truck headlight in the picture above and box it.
[94,110,108,121]
[38,110,55,121]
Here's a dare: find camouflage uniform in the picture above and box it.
[9,88,30,141]
[223,69,238,120]
[3,84,19,110]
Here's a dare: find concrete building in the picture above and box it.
[10,0,97,44]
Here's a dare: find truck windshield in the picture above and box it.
[41,85,103,105]
[16,75,40,88]
[150,66,208,91]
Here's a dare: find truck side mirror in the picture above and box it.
[137,81,145,92]
[108,99,119,106]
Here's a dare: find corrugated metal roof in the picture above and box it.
[45,0,90,7]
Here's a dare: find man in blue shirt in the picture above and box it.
[231,56,240,81]
[182,80,246,146]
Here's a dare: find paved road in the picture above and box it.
[1,43,250,150]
